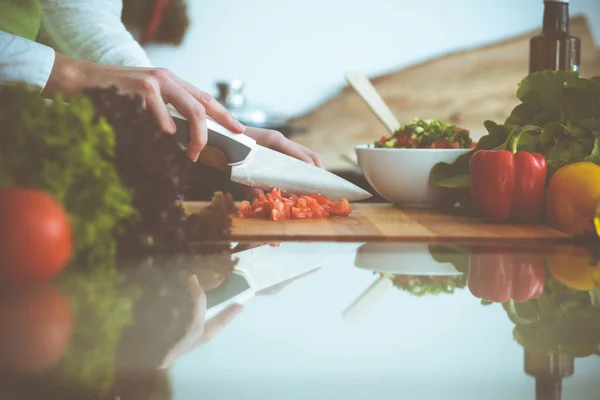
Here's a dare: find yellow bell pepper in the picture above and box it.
[546,245,600,291]
[546,162,600,235]
[595,201,600,238]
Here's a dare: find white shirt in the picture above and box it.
[0,0,152,90]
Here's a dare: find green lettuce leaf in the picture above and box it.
[516,70,579,108]
[431,120,511,189]
[584,137,600,165]
[562,77,600,121]
[432,71,600,202]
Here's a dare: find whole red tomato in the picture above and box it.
[0,283,73,373]
[0,189,73,281]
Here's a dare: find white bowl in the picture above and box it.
[355,145,471,207]
[354,243,463,275]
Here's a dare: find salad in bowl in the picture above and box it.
[374,119,475,150]
[356,119,475,207]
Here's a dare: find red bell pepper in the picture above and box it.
[468,247,545,303]
[469,127,547,223]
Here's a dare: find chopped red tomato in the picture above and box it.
[325,199,352,217]
[310,194,333,206]
[291,207,306,219]
[239,201,256,218]
[237,189,352,221]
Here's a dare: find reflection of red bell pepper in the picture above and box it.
[469,127,547,223]
[468,248,545,303]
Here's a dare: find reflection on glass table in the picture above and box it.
[345,241,600,400]
[0,242,323,400]
[0,241,599,400]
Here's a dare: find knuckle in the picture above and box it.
[269,130,284,142]
[151,67,171,82]
[138,77,159,97]
[198,90,214,105]
[192,103,207,118]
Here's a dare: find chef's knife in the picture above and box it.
[204,243,322,321]
[170,111,372,201]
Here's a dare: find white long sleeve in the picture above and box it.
[38,0,152,68]
[0,31,55,89]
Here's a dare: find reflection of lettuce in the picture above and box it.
[502,276,600,358]
[381,273,467,297]
[51,266,140,396]
[428,244,470,275]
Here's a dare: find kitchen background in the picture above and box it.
[138,0,600,170]
[136,7,600,395]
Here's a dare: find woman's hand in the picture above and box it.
[244,127,323,168]
[43,53,323,171]
[43,53,245,162]
[158,274,243,369]
[197,126,324,199]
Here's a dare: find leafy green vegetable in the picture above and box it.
[431,120,511,188]
[503,276,600,358]
[431,71,600,196]
[0,84,135,265]
[381,272,467,297]
[428,244,470,275]
[51,265,141,396]
[374,118,472,149]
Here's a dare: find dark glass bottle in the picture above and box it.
[524,350,574,400]
[529,0,581,74]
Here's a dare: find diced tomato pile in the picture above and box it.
[237,189,352,221]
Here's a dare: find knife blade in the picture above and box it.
[230,143,371,201]
[232,242,322,293]
[170,113,372,201]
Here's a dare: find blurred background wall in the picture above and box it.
[144,0,600,117]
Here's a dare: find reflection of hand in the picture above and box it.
[159,275,242,369]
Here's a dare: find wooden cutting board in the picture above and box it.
[184,202,570,243]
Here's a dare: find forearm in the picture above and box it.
[0,31,55,90]
[41,52,95,97]
[39,0,152,68]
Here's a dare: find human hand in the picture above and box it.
[197,126,324,199]
[244,127,323,168]
[43,53,245,162]
[159,275,242,369]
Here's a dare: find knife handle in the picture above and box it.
[170,107,256,165]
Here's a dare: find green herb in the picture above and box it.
[431,71,600,193]
[0,83,135,266]
[380,272,467,297]
[374,118,473,149]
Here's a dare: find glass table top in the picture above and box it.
[1,241,599,400]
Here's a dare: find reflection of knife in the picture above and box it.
[204,243,322,321]
[170,111,372,201]
[233,242,322,292]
